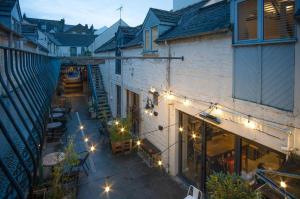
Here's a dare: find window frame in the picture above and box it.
[143,25,159,53]
[233,0,297,45]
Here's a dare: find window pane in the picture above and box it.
[151,26,158,50]
[238,0,258,40]
[264,0,295,39]
[145,30,150,50]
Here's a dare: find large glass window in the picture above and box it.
[179,112,203,186]
[238,0,258,40]
[263,0,295,39]
[241,139,285,180]
[206,123,236,175]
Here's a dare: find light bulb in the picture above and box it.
[149,112,154,116]
[90,145,96,152]
[84,137,89,142]
[158,160,162,166]
[120,127,125,132]
[213,107,223,116]
[150,87,156,93]
[280,181,287,188]
[164,91,174,100]
[244,120,256,129]
[183,98,191,106]
[115,121,119,125]
[137,140,141,146]
[80,125,84,130]
[145,110,149,114]
[192,133,197,139]
[179,127,184,132]
[104,185,110,193]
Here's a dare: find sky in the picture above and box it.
[19,0,173,29]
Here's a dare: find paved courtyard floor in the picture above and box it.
[65,95,186,199]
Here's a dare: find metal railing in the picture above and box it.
[0,46,60,199]
[87,64,99,113]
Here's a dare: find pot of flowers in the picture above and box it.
[109,115,133,154]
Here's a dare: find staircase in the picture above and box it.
[89,65,112,121]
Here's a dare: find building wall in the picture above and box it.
[57,46,83,57]
[99,30,300,176]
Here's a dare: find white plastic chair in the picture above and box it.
[184,185,203,199]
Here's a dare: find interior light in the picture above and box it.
[280,181,287,189]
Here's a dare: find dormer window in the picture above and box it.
[234,0,295,44]
[144,26,159,52]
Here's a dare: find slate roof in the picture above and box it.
[94,36,116,53]
[119,25,141,36]
[0,0,16,13]
[52,33,96,46]
[149,8,181,24]
[158,0,230,41]
[24,17,65,32]
[45,32,61,45]
[64,23,93,35]
[121,28,143,48]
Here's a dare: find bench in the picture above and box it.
[138,139,161,167]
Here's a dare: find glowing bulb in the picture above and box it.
[84,137,89,143]
[280,181,287,188]
[80,125,84,130]
[145,110,149,114]
[150,87,156,93]
[213,107,223,116]
[244,120,256,129]
[104,185,110,193]
[137,140,141,146]
[179,127,184,132]
[90,145,96,152]
[115,121,119,125]
[158,160,162,166]
[192,133,197,139]
[149,112,154,116]
[183,98,191,106]
[164,91,174,100]
[120,128,125,133]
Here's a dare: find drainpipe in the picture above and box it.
[166,40,171,174]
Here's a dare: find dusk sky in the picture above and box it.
[20,0,173,29]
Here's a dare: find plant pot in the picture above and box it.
[111,139,132,155]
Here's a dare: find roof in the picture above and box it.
[158,0,230,41]
[64,23,93,34]
[0,0,17,13]
[63,24,74,32]
[52,33,96,46]
[24,17,65,32]
[45,32,61,45]
[94,36,116,53]
[21,23,37,33]
[150,8,181,24]
[118,25,141,36]
[121,28,143,48]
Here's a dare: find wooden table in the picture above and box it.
[42,152,65,167]
[47,122,63,130]
[49,113,64,119]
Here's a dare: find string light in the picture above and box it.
[192,133,197,139]
[115,120,120,125]
[150,86,156,93]
[164,91,174,100]
[212,105,223,116]
[90,145,96,152]
[145,110,149,114]
[158,160,162,166]
[179,127,184,132]
[80,125,84,130]
[120,127,125,133]
[136,140,141,146]
[149,111,154,116]
[244,116,256,129]
[104,185,111,193]
[183,97,191,107]
[84,137,89,143]
[280,181,287,188]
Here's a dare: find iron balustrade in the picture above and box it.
[87,64,99,113]
[0,46,60,199]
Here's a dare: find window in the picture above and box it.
[145,30,150,50]
[115,49,121,75]
[238,0,258,40]
[70,47,77,56]
[116,85,121,117]
[235,0,295,43]
[151,26,158,50]
[263,0,295,39]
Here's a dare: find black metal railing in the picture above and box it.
[0,46,60,199]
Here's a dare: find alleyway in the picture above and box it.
[65,95,186,199]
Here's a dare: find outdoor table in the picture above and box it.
[49,112,64,119]
[52,107,66,113]
[47,122,63,130]
[42,152,65,167]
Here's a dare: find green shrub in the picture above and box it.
[206,172,261,199]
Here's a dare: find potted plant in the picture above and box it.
[108,114,133,154]
[206,172,261,199]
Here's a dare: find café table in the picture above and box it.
[43,152,65,167]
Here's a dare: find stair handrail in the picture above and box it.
[87,64,99,112]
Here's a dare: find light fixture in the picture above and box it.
[280,181,287,189]
[150,86,156,93]
[244,116,256,129]
[192,133,197,139]
[115,120,120,126]
[213,105,223,116]
[104,185,111,193]
[120,127,125,133]
[80,125,84,130]
[164,91,174,100]
[179,127,184,132]
[84,137,89,143]
[183,97,191,106]
[149,111,154,116]
[136,140,141,146]
[158,160,162,166]
[145,110,149,114]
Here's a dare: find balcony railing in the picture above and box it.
[0,46,60,199]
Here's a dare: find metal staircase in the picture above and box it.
[88,65,112,121]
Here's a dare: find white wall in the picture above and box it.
[57,46,82,57]
[99,31,300,176]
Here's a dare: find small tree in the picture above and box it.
[108,114,132,142]
[206,172,261,199]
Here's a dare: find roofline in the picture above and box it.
[0,23,23,38]
[157,28,231,42]
[94,48,116,54]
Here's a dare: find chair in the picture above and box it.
[75,151,90,176]
[184,185,202,199]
